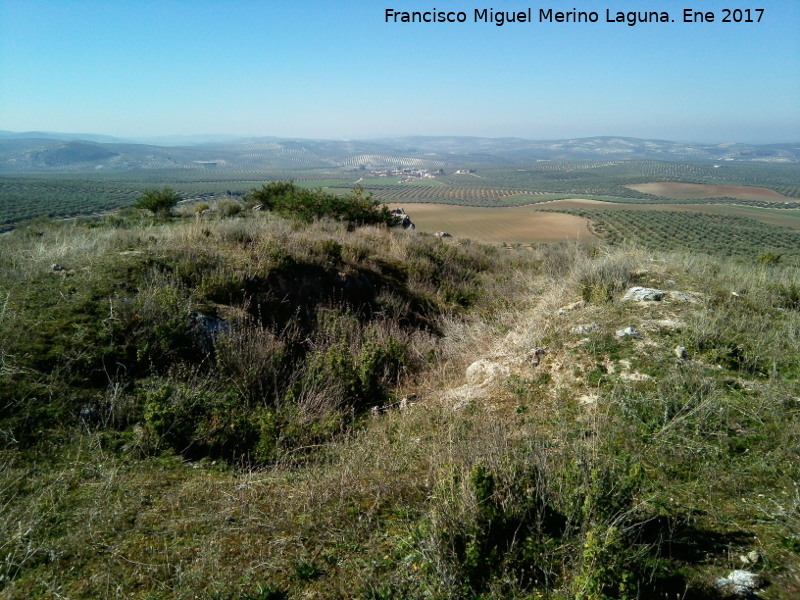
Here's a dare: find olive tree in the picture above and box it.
[134,187,181,216]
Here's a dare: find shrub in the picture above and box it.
[134,188,181,216]
[141,380,257,459]
[245,182,399,227]
[757,251,782,266]
[216,199,243,218]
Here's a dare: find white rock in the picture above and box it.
[621,287,667,302]
[714,570,761,596]
[616,327,640,338]
[572,323,598,334]
[465,359,508,386]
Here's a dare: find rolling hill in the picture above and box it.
[0,133,798,173]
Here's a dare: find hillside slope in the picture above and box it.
[0,208,798,599]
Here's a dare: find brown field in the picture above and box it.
[389,203,594,244]
[627,182,796,202]
[533,199,800,231]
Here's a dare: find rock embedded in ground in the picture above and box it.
[616,326,640,338]
[621,287,702,304]
[675,346,688,359]
[465,359,509,386]
[739,550,761,565]
[621,286,667,302]
[714,570,762,597]
[571,323,598,334]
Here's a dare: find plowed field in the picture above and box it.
[389,204,593,244]
[626,182,795,202]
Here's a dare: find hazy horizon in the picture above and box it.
[1,1,798,144]
[2,129,800,148]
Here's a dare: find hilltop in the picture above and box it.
[0,195,798,598]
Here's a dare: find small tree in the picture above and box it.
[135,188,181,216]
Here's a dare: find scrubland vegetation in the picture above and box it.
[1,188,799,599]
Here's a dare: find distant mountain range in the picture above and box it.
[0,131,798,173]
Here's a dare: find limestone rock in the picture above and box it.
[391,208,415,230]
[465,359,509,386]
[572,323,598,335]
[739,550,761,566]
[621,287,701,303]
[621,287,667,302]
[714,570,761,597]
[616,326,640,338]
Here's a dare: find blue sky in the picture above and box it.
[1,0,798,142]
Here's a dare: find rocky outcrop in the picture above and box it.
[391,208,415,230]
[616,326,640,338]
[571,323,598,335]
[465,359,509,386]
[714,570,762,597]
[621,286,701,303]
[621,287,667,302]
[188,310,229,354]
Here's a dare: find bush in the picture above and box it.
[134,188,181,215]
[142,380,257,459]
[245,182,399,227]
[216,199,243,218]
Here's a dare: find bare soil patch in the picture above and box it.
[389,203,594,244]
[627,182,795,202]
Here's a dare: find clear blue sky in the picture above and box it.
[1,0,798,143]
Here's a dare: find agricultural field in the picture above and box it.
[627,181,798,202]
[0,170,345,228]
[2,162,800,254]
[535,199,800,231]
[389,203,594,244]
[545,207,800,265]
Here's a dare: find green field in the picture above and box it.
[3,161,800,228]
[545,207,800,265]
